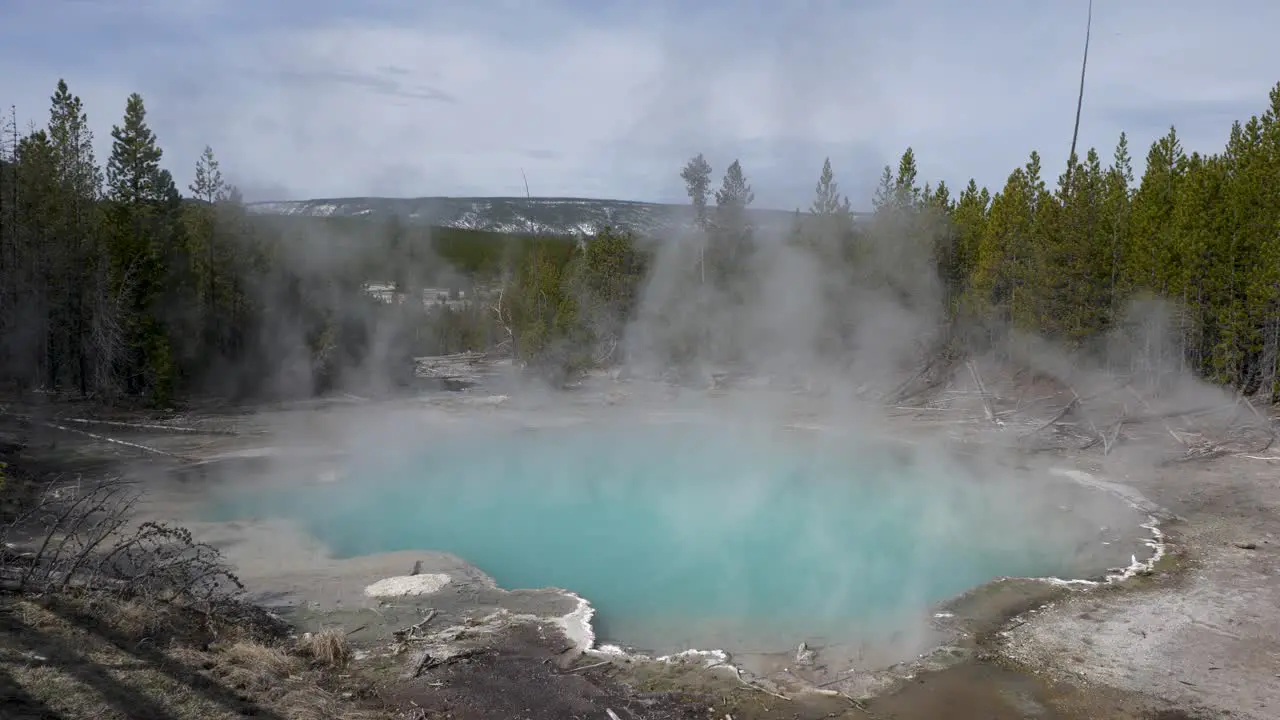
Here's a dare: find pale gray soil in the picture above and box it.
[1002,454,1280,720]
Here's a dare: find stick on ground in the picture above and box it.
[965,360,999,425]
[42,421,192,461]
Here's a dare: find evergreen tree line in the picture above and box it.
[3,78,1279,404]
[0,80,645,403]
[500,82,1280,399]
[942,81,1280,399]
[0,81,431,405]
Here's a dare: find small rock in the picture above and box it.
[795,642,816,666]
[1233,541,1258,550]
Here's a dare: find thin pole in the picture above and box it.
[1065,0,1093,188]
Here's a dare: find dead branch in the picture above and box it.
[592,336,619,367]
[1238,393,1277,451]
[965,360,999,425]
[1026,397,1079,436]
[1067,386,1109,449]
[1103,415,1125,455]
[1125,386,1189,448]
[60,417,238,436]
[728,664,791,701]
[411,648,483,678]
[1119,404,1231,425]
[890,342,965,405]
[393,609,438,641]
[490,284,515,353]
[563,659,612,674]
[1164,442,1230,465]
[998,393,1057,417]
[2,474,242,602]
[887,359,934,402]
[14,480,109,589]
[411,651,434,678]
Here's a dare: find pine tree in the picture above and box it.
[10,130,58,390]
[104,92,176,403]
[680,153,713,230]
[949,179,990,315]
[45,80,103,393]
[1253,84,1280,398]
[1171,152,1228,377]
[810,157,852,216]
[712,159,754,240]
[1221,111,1278,390]
[575,226,642,363]
[690,158,757,362]
[1041,147,1108,343]
[871,164,894,213]
[107,94,163,206]
[679,153,713,284]
[1124,126,1187,377]
[968,168,1034,332]
[714,160,754,214]
[189,145,225,203]
[185,145,233,369]
[806,157,854,249]
[859,148,943,321]
[1127,127,1185,294]
[48,80,101,204]
[1101,132,1134,326]
[890,148,920,213]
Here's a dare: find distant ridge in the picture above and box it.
[246,196,868,237]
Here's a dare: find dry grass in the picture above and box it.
[218,639,303,691]
[297,628,352,668]
[0,594,390,719]
[101,596,167,642]
[277,685,385,720]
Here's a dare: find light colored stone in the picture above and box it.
[363,573,451,597]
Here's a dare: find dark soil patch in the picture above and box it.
[387,623,857,720]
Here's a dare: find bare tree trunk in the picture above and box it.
[90,256,131,400]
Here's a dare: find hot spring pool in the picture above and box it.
[207,421,1143,656]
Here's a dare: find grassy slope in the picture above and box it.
[0,593,382,720]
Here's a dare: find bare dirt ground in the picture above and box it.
[1001,454,1280,720]
[2,368,1278,720]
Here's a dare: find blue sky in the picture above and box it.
[3,0,1278,209]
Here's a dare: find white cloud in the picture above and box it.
[3,0,1278,208]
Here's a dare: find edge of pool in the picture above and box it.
[536,464,1169,698]
[184,420,1169,700]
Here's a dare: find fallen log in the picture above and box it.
[49,416,237,436]
[1066,386,1109,450]
[0,411,237,436]
[41,422,193,461]
[1125,386,1189,448]
[965,360,1000,425]
[1237,393,1277,452]
[1026,398,1079,436]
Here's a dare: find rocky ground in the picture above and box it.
[1,371,1277,719]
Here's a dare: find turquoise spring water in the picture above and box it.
[208,421,1099,655]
